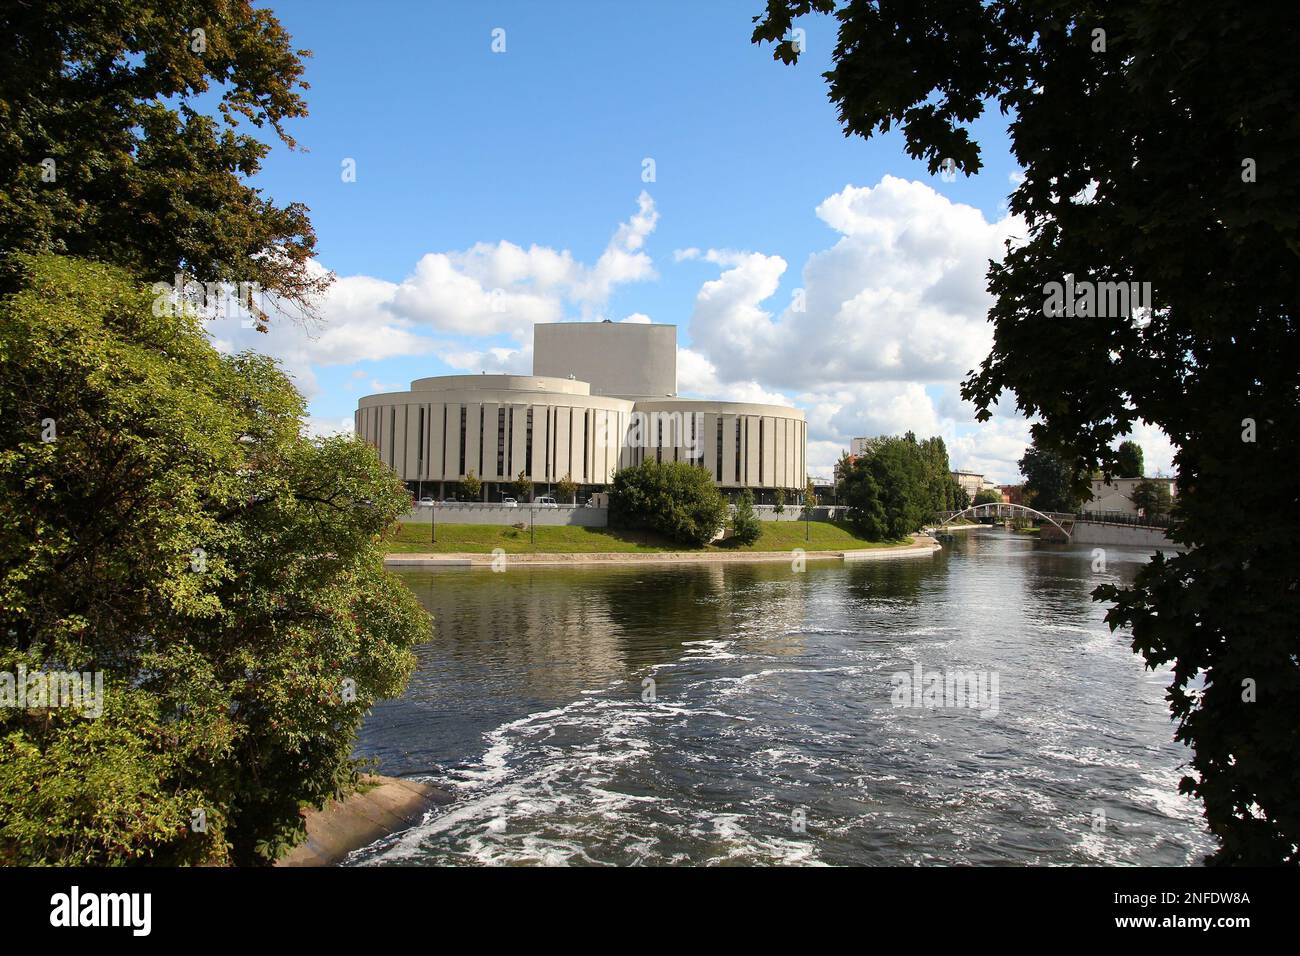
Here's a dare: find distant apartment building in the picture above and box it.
[951,470,986,500]
[1001,484,1025,505]
[1083,476,1178,516]
[849,437,871,457]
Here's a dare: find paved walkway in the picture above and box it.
[385,535,940,568]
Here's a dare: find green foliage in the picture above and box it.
[755,0,1300,862]
[773,488,785,514]
[730,490,762,546]
[974,489,1002,506]
[555,473,578,504]
[840,432,951,540]
[1018,443,1081,514]
[0,255,428,865]
[459,471,481,501]
[608,461,726,548]
[509,469,532,503]
[0,1,327,319]
[1116,441,1145,479]
[952,483,971,511]
[0,686,224,865]
[804,479,818,512]
[1129,479,1172,518]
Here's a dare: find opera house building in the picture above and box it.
[355,321,806,502]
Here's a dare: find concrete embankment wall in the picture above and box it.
[277,775,452,867]
[1068,522,1186,551]
[753,505,845,523]
[386,535,941,569]
[398,504,850,528]
[399,505,608,527]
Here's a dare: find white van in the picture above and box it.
[535,496,558,509]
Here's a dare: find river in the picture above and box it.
[349,531,1212,866]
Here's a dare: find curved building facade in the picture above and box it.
[355,323,806,501]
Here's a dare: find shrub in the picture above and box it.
[608,461,726,548]
[459,470,482,501]
[509,469,532,502]
[556,473,578,504]
[730,490,762,546]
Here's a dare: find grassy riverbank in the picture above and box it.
[385,520,909,554]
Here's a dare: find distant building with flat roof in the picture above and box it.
[1083,476,1177,516]
[951,470,986,500]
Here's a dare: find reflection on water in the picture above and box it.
[352,532,1211,866]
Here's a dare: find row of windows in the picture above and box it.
[360,404,805,487]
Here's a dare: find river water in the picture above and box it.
[350,531,1212,866]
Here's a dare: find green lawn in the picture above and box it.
[384,520,910,554]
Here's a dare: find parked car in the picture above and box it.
[418,496,435,507]
[501,497,518,507]
[535,496,558,509]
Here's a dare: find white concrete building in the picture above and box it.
[1083,476,1177,516]
[951,470,986,500]
[356,322,806,502]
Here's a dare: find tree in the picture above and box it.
[556,473,579,505]
[974,489,1002,506]
[0,1,328,322]
[509,469,533,503]
[1116,441,1145,479]
[804,478,818,512]
[840,462,886,540]
[1018,443,1080,514]
[0,256,427,864]
[1130,479,1173,518]
[774,487,786,514]
[730,490,762,546]
[459,471,481,502]
[754,1,1300,863]
[608,461,726,548]
[953,483,971,511]
[839,433,937,540]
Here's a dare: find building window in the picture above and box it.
[497,406,506,477]
[478,405,485,477]
[526,408,533,476]
[735,419,742,483]
[544,408,551,479]
[716,417,723,479]
[583,410,589,482]
[458,406,466,476]
[442,405,449,475]
[417,406,425,476]
[759,419,764,485]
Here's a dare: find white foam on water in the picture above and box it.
[354,691,725,865]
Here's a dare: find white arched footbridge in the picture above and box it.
[930,503,1074,540]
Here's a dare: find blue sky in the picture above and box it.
[209,0,1174,482]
